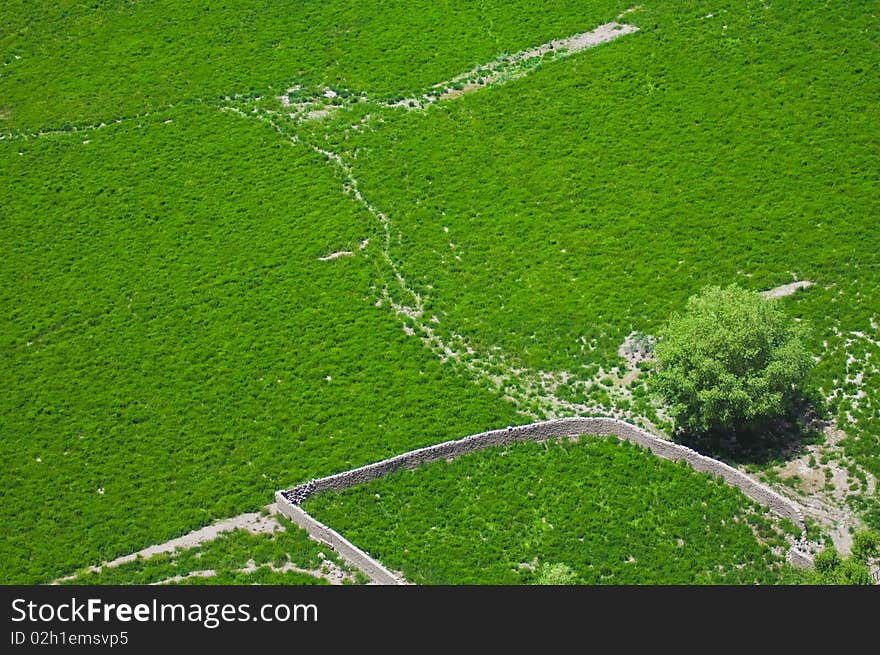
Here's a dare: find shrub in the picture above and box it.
[850,529,880,562]
[807,534,877,585]
[650,284,812,438]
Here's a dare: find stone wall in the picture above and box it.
[277,417,814,583]
[283,417,806,530]
[274,491,404,585]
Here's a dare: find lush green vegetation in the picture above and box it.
[651,284,812,435]
[62,515,363,585]
[329,1,877,367]
[304,0,879,517]
[0,0,632,130]
[797,529,880,585]
[304,437,799,584]
[170,569,325,585]
[0,103,521,583]
[2,0,877,585]
[335,1,878,361]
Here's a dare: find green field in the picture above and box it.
[0,103,522,583]
[0,0,631,130]
[2,0,878,584]
[319,1,879,427]
[287,0,880,516]
[304,437,798,584]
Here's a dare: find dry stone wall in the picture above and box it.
[277,417,814,583]
[274,492,403,585]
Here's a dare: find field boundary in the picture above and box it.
[274,497,406,585]
[277,417,814,584]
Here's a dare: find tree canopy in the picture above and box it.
[803,529,880,585]
[650,284,812,437]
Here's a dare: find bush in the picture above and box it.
[813,547,840,574]
[650,284,812,437]
[850,529,880,562]
[806,531,878,585]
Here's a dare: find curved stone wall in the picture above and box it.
[277,417,813,583]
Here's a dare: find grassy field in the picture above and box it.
[2,0,878,584]
[0,103,521,583]
[0,0,631,131]
[330,1,878,370]
[297,0,879,505]
[304,437,799,584]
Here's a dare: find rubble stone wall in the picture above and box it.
[277,417,814,582]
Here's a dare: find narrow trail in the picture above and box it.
[308,135,640,422]
[54,504,359,585]
[151,557,356,586]
[273,19,640,122]
[52,507,281,584]
[223,19,648,424]
[388,21,639,109]
[4,18,645,426]
[0,102,185,142]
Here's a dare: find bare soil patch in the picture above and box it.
[318,250,354,261]
[53,505,281,582]
[770,424,876,554]
[761,280,813,299]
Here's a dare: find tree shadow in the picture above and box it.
[673,394,827,467]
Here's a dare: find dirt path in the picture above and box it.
[54,503,365,585]
[271,20,640,121]
[761,280,813,299]
[310,131,643,422]
[0,102,182,142]
[390,22,639,109]
[318,250,354,261]
[104,507,281,564]
[221,18,648,422]
[519,22,640,59]
[152,557,356,586]
[53,506,281,583]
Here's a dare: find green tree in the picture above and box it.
[850,529,880,563]
[650,284,811,437]
[804,531,878,585]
